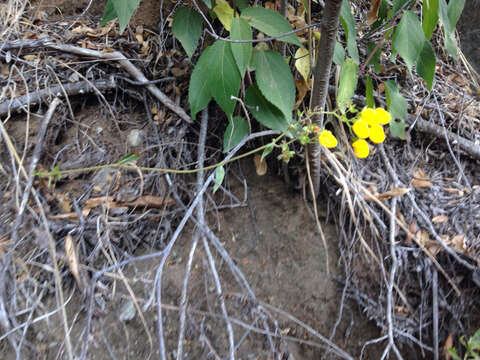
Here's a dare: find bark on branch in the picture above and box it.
[308,0,343,197]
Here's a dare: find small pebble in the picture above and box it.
[119,300,136,321]
[127,129,143,147]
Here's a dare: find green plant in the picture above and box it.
[95,0,466,192]
[449,329,480,360]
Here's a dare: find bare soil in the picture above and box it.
[2,1,479,359]
[1,95,387,358]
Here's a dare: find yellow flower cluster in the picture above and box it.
[351,107,391,158]
[315,107,391,159]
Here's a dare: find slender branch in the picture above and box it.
[0,78,116,116]
[176,107,209,359]
[11,98,61,242]
[36,134,288,178]
[80,130,279,360]
[207,22,323,43]
[308,0,343,197]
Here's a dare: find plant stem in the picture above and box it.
[308,0,343,197]
[36,134,289,178]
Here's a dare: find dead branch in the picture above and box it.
[0,78,116,116]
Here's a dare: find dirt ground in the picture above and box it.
[2,151,388,359]
[2,1,479,359]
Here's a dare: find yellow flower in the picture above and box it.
[318,130,338,148]
[352,139,369,158]
[375,107,391,125]
[352,119,369,139]
[360,108,379,125]
[369,124,386,143]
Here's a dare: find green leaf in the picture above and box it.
[189,46,212,120]
[337,58,358,112]
[230,17,252,77]
[100,0,117,26]
[416,40,436,90]
[438,0,452,33]
[202,0,212,9]
[367,42,382,73]
[438,0,465,59]
[51,166,62,181]
[223,116,249,152]
[172,6,203,59]
[392,0,410,14]
[392,11,436,88]
[446,348,462,360]
[365,75,375,108]
[261,142,274,161]
[245,84,288,131]
[112,0,141,33]
[117,153,139,164]
[392,11,425,71]
[340,0,359,64]
[241,6,302,47]
[333,41,345,66]
[236,0,248,11]
[213,0,234,31]
[207,40,241,117]
[422,0,439,40]
[385,80,407,139]
[252,50,295,121]
[213,166,225,193]
[446,0,465,30]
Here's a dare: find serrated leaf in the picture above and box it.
[422,0,439,40]
[213,0,234,31]
[340,0,359,64]
[100,0,117,26]
[112,0,140,33]
[385,80,407,139]
[207,40,241,117]
[189,46,212,120]
[392,11,425,71]
[241,6,302,47]
[223,116,249,152]
[295,48,310,81]
[172,6,203,59]
[253,50,295,121]
[337,58,358,112]
[366,75,375,108]
[333,41,345,66]
[117,153,139,164]
[213,166,225,193]
[231,17,252,77]
[245,84,288,131]
[416,40,436,90]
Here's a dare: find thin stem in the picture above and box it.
[36,134,288,178]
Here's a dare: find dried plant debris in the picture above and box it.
[0,1,479,359]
